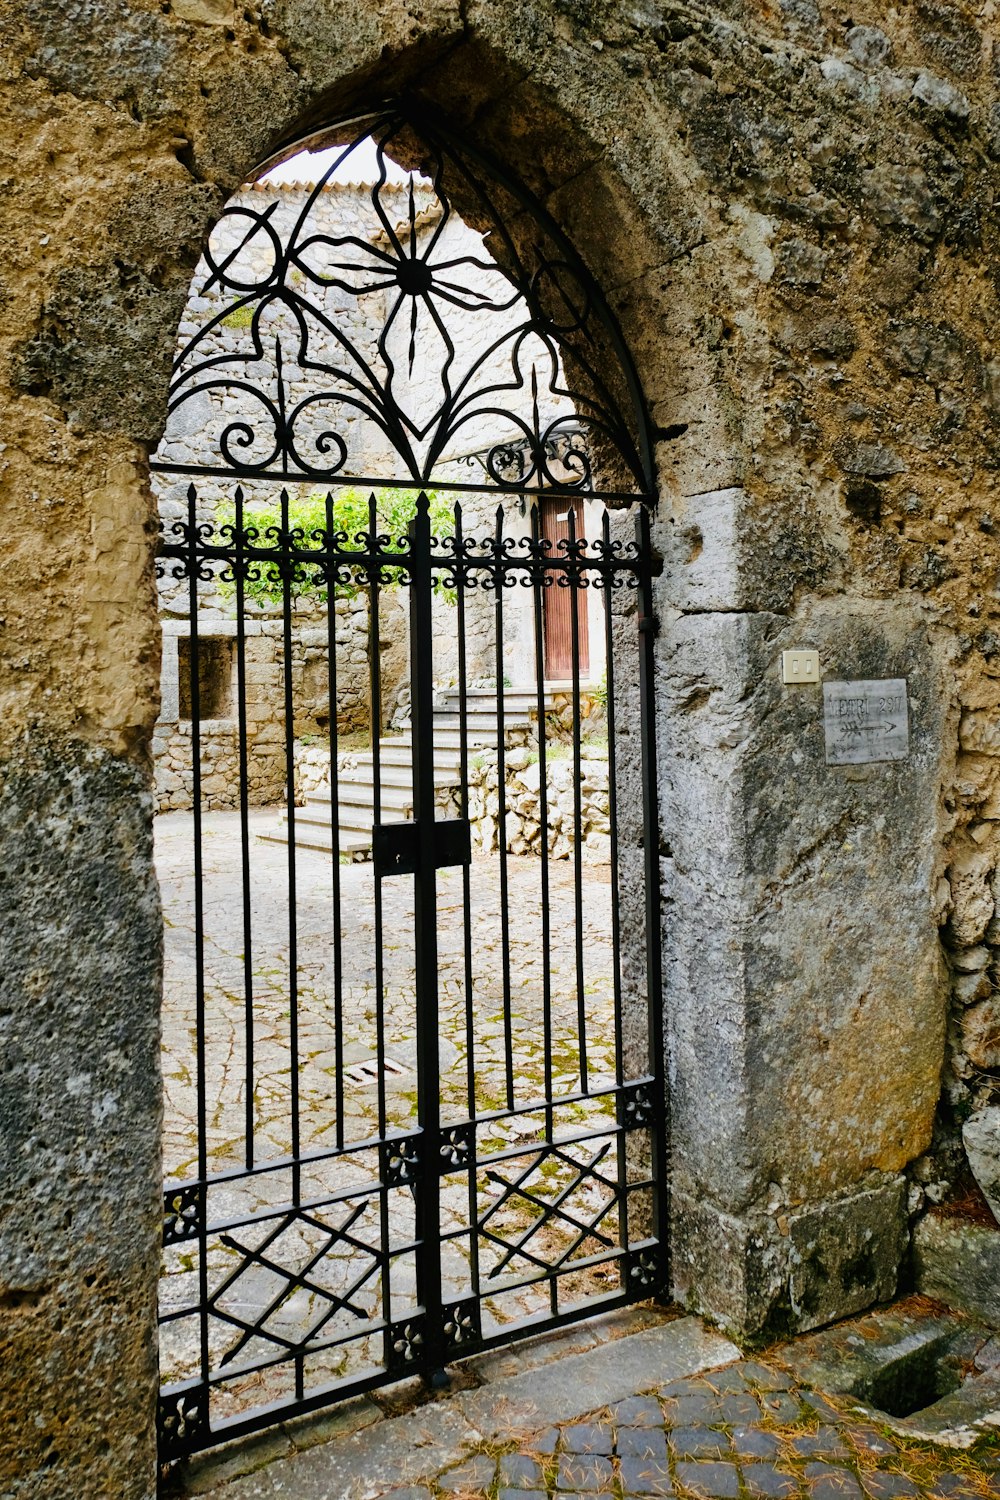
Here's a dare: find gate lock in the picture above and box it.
[373,819,472,878]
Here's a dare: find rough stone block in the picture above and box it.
[670,1429,731,1459]
[617,1429,668,1459]
[788,1180,908,1330]
[962,1001,1000,1069]
[659,488,745,612]
[673,1461,740,1498]
[671,1192,785,1337]
[0,741,161,1499]
[562,1424,614,1455]
[498,1455,546,1489]
[673,1179,907,1337]
[618,1457,674,1495]
[743,1466,799,1499]
[913,1207,1000,1322]
[962,1109,1000,1219]
[556,1454,616,1490]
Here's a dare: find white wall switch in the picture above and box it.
[782,649,820,685]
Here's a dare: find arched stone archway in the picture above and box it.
[1,3,978,1493]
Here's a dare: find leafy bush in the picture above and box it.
[214,487,454,609]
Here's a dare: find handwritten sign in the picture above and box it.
[823,679,909,765]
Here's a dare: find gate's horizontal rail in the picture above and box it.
[163,1074,657,1240]
[150,461,651,506]
[157,541,649,579]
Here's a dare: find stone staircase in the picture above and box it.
[262,688,555,857]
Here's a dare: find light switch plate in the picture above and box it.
[782,649,820,685]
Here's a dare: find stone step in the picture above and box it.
[258,825,373,854]
[433,710,534,731]
[367,746,463,771]
[267,802,415,840]
[392,727,502,750]
[310,765,455,792]
[395,721,529,744]
[308,783,416,814]
[435,689,552,712]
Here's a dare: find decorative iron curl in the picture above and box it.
[284,396,350,477]
[151,108,655,501]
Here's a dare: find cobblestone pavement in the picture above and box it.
[176,1314,1000,1500]
[415,1367,1000,1500]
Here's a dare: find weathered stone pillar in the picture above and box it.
[655,489,954,1336]
[0,445,164,1498]
[0,743,162,1498]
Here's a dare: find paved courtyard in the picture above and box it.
[158,810,621,1182]
[157,810,638,1404]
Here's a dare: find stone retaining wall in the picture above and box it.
[154,601,374,812]
[468,744,610,862]
[932,712,1000,1208]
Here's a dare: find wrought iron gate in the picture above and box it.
[153,106,665,1463]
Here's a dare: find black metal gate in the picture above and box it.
[153,106,665,1463]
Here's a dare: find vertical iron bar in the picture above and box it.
[368,495,388,1142]
[278,488,303,1402]
[603,511,626,1088]
[636,504,668,1274]
[493,506,514,1113]
[530,504,554,1147]
[233,487,255,1171]
[531,501,558,1320]
[370,492,389,1134]
[567,506,588,1092]
[411,492,444,1374]
[186,483,211,1410]
[454,505,476,1116]
[324,492,346,1151]
[602,511,628,1262]
[454,502,481,1316]
[368,493,392,1355]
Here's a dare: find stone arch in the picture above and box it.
[3,3,972,1494]
[134,41,734,1494]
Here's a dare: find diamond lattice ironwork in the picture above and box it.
[478,1140,620,1281]
[207,1202,383,1372]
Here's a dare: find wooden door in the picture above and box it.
[540,497,590,680]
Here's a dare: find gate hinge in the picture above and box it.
[638,614,659,636]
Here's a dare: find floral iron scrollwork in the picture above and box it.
[152,107,654,503]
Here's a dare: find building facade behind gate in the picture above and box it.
[152,175,609,814]
[3,0,1000,1494]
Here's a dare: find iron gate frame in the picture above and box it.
[153,102,667,1465]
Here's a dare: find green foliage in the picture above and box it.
[214,487,454,609]
[221,304,255,329]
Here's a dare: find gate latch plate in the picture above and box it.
[373,820,472,878]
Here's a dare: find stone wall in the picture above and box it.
[9,0,1000,1489]
[468,743,611,861]
[935,714,1000,1201]
[153,600,372,811]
